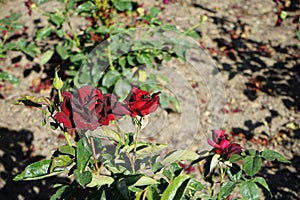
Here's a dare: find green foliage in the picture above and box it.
[0,71,20,85]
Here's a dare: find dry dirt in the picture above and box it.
[0,0,300,199]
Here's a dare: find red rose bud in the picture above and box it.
[207,130,242,160]
[124,87,160,117]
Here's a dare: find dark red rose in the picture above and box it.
[208,130,242,160]
[53,91,73,128]
[124,87,160,117]
[224,143,242,160]
[54,86,112,131]
[104,93,130,120]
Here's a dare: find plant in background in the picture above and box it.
[14,72,290,200]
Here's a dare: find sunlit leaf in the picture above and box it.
[86,174,114,188]
[40,50,54,65]
[261,150,290,163]
[242,156,262,177]
[163,150,199,164]
[240,181,259,200]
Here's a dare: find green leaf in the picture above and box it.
[209,154,220,173]
[14,160,53,181]
[161,174,190,200]
[17,96,51,107]
[136,143,167,159]
[36,26,52,41]
[70,53,86,63]
[261,150,290,163]
[76,2,96,13]
[242,156,262,177]
[189,178,203,192]
[163,150,199,164]
[102,70,121,88]
[49,14,65,27]
[146,186,160,200]
[133,176,158,186]
[58,145,75,156]
[76,137,92,172]
[56,45,69,60]
[112,0,133,11]
[50,155,73,172]
[74,169,92,187]
[50,185,72,200]
[56,29,64,38]
[136,53,152,67]
[10,13,22,21]
[11,23,23,32]
[220,181,236,199]
[4,42,17,51]
[114,79,131,99]
[23,43,41,57]
[40,50,54,65]
[227,164,242,182]
[240,181,259,200]
[86,174,114,188]
[88,127,122,143]
[254,177,272,197]
[16,39,27,49]
[149,7,161,17]
[0,71,20,85]
[229,154,243,163]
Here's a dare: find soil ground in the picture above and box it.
[0,0,299,199]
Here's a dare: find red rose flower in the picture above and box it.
[208,130,242,160]
[124,87,160,117]
[104,93,130,120]
[54,86,113,131]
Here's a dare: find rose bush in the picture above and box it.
[15,81,290,199]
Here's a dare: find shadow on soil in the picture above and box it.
[0,127,68,200]
[262,157,300,200]
[205,14,300,111]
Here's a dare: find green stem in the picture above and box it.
[90,136,99,172]
[209,173,215,197]
[218,163,227,200]
[63,131,72,146]
[182,15,207,36]
[133,117,142,153]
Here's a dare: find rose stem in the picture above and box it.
[90,136,99,172]
[63,131,72,146]
[134,119,142,153]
